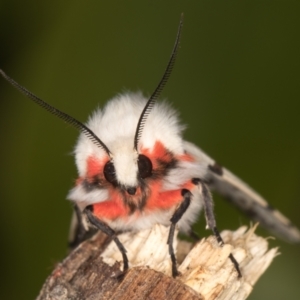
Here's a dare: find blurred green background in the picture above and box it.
[0,1,300,299]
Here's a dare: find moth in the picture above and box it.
[1,15,299,278]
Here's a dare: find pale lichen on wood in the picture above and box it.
[37,224,278,300]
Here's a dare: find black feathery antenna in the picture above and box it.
[133,13,184,151]
[0,69,111,156]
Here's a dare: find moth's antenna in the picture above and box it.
[134,13,184,151]
[0,69,112,156]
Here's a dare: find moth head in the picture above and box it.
[103,151,153,194]
[0,14,183,201]
[74,89,185,200]
[73,15,183,196]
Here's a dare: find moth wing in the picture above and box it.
[184,141,300,243]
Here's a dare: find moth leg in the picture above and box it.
[69,204,97,249]
[84,206,129,273]
[168,189,192,277]
[192,178,242,278]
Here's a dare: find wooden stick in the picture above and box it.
[37,224,278,300]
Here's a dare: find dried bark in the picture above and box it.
[37,225,278,300]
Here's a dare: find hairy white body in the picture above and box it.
[68,93,300,243]
[68,93,205,233]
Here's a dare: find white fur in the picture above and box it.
[68,184,109,205]
[68,92,204,232]
[67,92,300,244]
[112,140,139,187]
[162,159,206,191]
[74,92,185,178]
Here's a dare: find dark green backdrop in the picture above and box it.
[0,1,299,299]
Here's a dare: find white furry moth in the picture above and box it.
[1,14,299,278]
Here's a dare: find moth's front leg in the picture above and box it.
[69,204,97,249]
[168,189,192,277]
[192,178,242,278]
[84,206,129,273]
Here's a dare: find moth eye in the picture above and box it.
[138,154,152,179]
[103,161,117,185]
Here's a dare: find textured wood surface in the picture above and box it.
[37,225,277,300]
[37,231,201,300]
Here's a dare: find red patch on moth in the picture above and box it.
[141,141,173,168]
[147,187,181,210]
[86,156,107,178]
[75,156,106,187]
[92,189,128,219]
[140,141,196,211]
[146,181,194,211]
[86,142,196,221]
[91,180,194,220]
[142,141,194,165]
[149,141,167,158]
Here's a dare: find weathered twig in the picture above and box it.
[37,224,278,300]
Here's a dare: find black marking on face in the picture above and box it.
[127,187,137,195]
[138,154,153,179]
[82,180,95,192]
[152,151,177,179]
[121,180,150,214]
[158,156,177,172]
[208,162,223,176]
[125,201,136,214]
[103,161,118,186]
[82,177,104,192]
